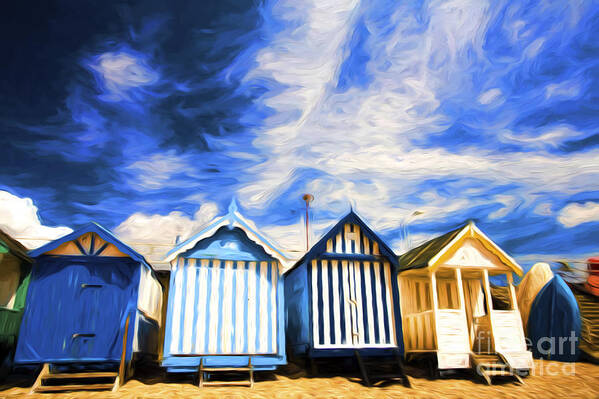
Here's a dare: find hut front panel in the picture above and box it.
[0,255,20,308]
[45,233,128,257]
[492,310,527,353]
[310,259,395,349]
[166,258,278,355]
[15,257,137,363]
[325,223,381,255]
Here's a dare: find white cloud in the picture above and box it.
[558,202,599,228]
[234,0,599,240]
[501,125,582,148]
[478,88,503,105]
[545,79,581,100]
[488,195,521,220]
[116,202,219,244]
[0,191,72,249]
[125,150,198,191]
[534,202,553,216]
[115,202,219,266]
[88,51,159,101]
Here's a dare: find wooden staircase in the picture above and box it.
[30,363,120,393]
[354,350,411,388]
[471,353,523,385]
[198,357,254,388]
[30,315,130,393]
[572,287,599,361]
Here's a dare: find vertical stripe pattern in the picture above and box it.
[311,259,396,348]
[166,258,279,355]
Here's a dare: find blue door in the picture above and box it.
[15,256,136,364]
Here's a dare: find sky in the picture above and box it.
[1,0,598,269]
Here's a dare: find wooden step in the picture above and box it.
[43,371,118,379]
[200,381,252,386]
[485,370,513,377]
[198,357,254,388]
[35,383,115,392]
[201,367,251,372]
[354,350,410,388]
[369,374,406,379]
[477,363,506,368]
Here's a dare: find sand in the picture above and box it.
[1,359,598,399]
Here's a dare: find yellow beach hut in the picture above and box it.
[397,222,532,384]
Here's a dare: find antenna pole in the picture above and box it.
[302,194,314,251]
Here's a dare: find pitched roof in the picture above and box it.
[0,228,31,262]
[164,199,292,268]
[398,221,523,275]
[285,210,399,274]
[29,222,152,270]
[398,224,464,271]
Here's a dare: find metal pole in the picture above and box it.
[302,194,314,251]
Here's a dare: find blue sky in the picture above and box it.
[1,0,598,268]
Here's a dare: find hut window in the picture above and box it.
[490,274,513,311]
[0,257,20,309]
[413,281,432,312]
[436,280,459,310]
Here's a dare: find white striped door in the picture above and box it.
[311,259,396,349]
[166,258,279,356]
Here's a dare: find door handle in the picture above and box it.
[81,283,103,288]
[72,333,96,338]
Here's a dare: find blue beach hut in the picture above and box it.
[161,200,290,385]
[528,275,581,362]
[14,223,163,392]
[284,210,405,379]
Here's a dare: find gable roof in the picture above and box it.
[0,228,31,262]
[165,199,292,268]
[29,222,152,270]
[398,221,522,275]
[285,210,399,274]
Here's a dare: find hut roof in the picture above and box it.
[285,209,399,274]
[398,221,522,275]
[29,222,153,270]
[0,228,31,262]
[165,199,292,268]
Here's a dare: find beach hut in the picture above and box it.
[284,210,409,386]
[14,222,163,393]
[516,262,554,334]
[161,200,290,387]
[0,230,32,379]
[528,275,581,362]
[397,222,532,384]
[585,257,599,297]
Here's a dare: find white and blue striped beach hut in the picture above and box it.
[284,210,403,359]
[161,200,291,373]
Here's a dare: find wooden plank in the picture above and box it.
[201,367,251,371]
[430,271,439,352]
[30,363,48,394]
[507,273,518,311]
[43,372,118,379]
[482,270,496,353]
[36,384,114,392]
[118,315,130,389]
[198,358,203,388]
[354,351,370,387]
[201,381,252,386]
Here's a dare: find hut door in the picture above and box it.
[463,278,492,353]
[312,259,395,349]
[347,261,361,345]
